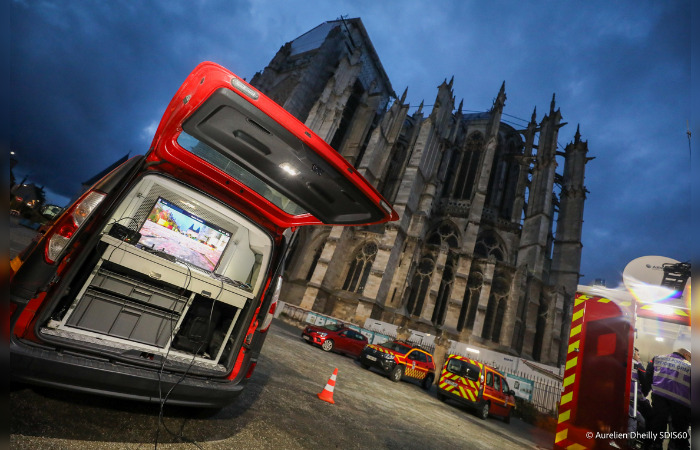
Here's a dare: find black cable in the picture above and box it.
[155,267,225,448]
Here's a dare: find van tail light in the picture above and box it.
[45,190,106,263]
[258,276,281,332]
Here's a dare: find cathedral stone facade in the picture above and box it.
[250,18,590,366]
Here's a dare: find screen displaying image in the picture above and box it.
[137,197,232,272]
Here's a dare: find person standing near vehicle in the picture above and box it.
[631,347,652,427]
[646,348,691,450]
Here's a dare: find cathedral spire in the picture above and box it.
[417,100,424,114]
[530,106,537,124]
[457,99,463,114]
[550,93,556,114]
[448,75,454,88]
[400,87,408,104]
[492,81,506,111]
[575,124,581,143]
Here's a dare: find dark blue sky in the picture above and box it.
[10,0,694,288]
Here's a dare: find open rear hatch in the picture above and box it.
[149,61,398,228]
[29,62,397,381]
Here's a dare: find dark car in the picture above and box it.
[9,62,397,408]
[359,340,436,389]
[302,324,368,357]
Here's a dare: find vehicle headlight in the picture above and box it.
[317,332,327,337]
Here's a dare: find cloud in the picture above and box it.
[9,0,691,289]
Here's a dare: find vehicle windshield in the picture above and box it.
[322,324,344,332]
[379,342,412,355]
[177,131,308,216]
[446,359,480,381]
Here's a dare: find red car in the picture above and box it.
[9,62,397,408]
[302,324,368,357]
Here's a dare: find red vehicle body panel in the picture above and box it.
[9,62,398,408]
[554,293,634,449]
[148,61,398,230]
[301,324,368,358]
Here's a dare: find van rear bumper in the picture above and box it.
[437,385,481,409]
[10,337,246,408]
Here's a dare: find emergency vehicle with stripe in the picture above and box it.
[437,354,516,423]
[359,340,435,389]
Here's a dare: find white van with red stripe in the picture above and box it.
[436,355,516,423]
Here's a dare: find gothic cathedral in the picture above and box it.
[250,18,590,366]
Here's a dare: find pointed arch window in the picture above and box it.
[406,255,435,316]
[459,269,484,330]
[454,132,483,199]
[305,244,324,281]
[474,230,506,261]
[432,252,456,325]
[427,222,460,249]
[342,242,378,293]
[482,272,510,342]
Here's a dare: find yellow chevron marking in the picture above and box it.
[570,324,582,337]
[560,391,573,405]
[555,428,568,443]
[568,340,580,354]
[572,309,584,322]
[564,374,576,388]
[574,296,589,306]
[458,385,467,398]
[567,444,587,450]
[466,390,475,402]
[558,409,571,423]
[565,356,578,371]
[597,298,610,303]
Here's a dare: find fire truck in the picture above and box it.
[553,260,691,450]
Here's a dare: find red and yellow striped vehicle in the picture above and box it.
[359,340,435,389]
[437,355,516,423]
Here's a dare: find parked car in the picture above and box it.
[9,61,397,408]
[301,324,368,357]
[359,340,436,389]
[436,355,516,423]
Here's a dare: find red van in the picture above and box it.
[437,355,516,423]
[9,62,397,408]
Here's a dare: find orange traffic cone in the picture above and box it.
[317,368,338,404]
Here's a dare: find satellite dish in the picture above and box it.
[623,255,680,288]
[623,255,691,306]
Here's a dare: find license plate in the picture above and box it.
[303,335,310,340]
[445,380,458,387]
[366,355,377,361]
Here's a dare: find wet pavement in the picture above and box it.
[10,319,554,449]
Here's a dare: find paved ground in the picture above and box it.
[9,216,40,259]
[10,319,554,449]
[9,219,554,449]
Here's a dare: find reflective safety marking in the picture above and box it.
[567,444,587,450]
[558,409,570,424]
[560,391,573,405]
[572,309,584,322]
[565,356,578,371]
[466,389,475,402]
[563,373,575,388]
[570,324,582,337]
[568,340,580,354]
[555,428,568,443]
[458,385,467,398]
[597,298,610,303]
[574,295,589,306]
